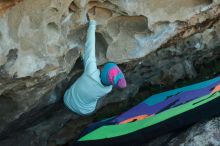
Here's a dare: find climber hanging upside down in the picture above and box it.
[63,8,127,115]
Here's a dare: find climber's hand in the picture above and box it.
[87,7,96,21]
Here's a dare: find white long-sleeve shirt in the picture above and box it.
[64,20,112,115]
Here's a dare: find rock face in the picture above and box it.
[169,118,220,146]
[147,118,220,146]
[0,0,220,146]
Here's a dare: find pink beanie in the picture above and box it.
[100,63,127,89]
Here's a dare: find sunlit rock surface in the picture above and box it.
[0,0,220,145]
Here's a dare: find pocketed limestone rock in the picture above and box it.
[0,0,220,146]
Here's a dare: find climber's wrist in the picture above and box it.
[87,14,95,21]
[90,20,96,26]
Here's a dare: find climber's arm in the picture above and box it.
[83,20,97,74]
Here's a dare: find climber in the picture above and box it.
[63,8,127,115]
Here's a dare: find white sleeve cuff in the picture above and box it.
[89,20,96,26]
